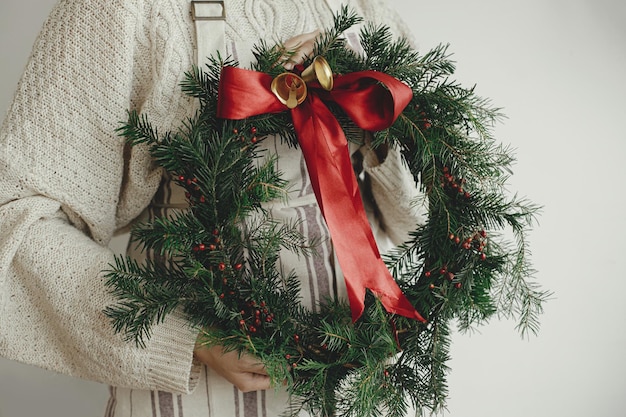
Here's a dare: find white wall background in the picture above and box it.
[1,1,625,416]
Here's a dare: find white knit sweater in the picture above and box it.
[0,0,421,398]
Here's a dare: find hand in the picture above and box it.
[194,343,270,392]
[281,29,321,70]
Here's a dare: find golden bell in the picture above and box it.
[301,56,334,91]
[271,73,307,109]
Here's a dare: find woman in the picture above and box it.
[0,0,423,415]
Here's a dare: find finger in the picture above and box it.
[282,30,320,69]
[283,29,320,51]
[234,352,269,375]
[236,372,271,393]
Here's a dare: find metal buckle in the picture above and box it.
[191,1,226,21]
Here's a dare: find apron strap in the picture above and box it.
[190,1,226,67]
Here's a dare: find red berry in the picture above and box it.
[454,282,462,289]
[218,262,226,271]
[480,253,487,261]
[198,243,206,251]
[425,271,431,278]
[250,127,257,134]
[178,175,185,181]
[234,263,242,270]
[429,283,435,290]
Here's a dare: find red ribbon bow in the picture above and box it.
[217,65,426,323]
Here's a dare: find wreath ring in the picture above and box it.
[105,8,547,417]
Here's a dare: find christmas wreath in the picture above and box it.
[105,7,548,417]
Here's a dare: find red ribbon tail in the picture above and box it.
[370,279,427,322]
[293,97,425,323]
[346,275,427,323]
[345,277,366,323]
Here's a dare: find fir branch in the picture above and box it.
[103,256,188,347]
[412,43,457,92]
[312,6,365,74]
[492,229,552,338]
[359,23,421,79]
[130,212,203,257]
[116,110,163,147]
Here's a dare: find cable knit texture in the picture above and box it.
[0,0,420,406]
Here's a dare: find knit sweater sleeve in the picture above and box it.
[360,144,427,250]
[0,0,200,393]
